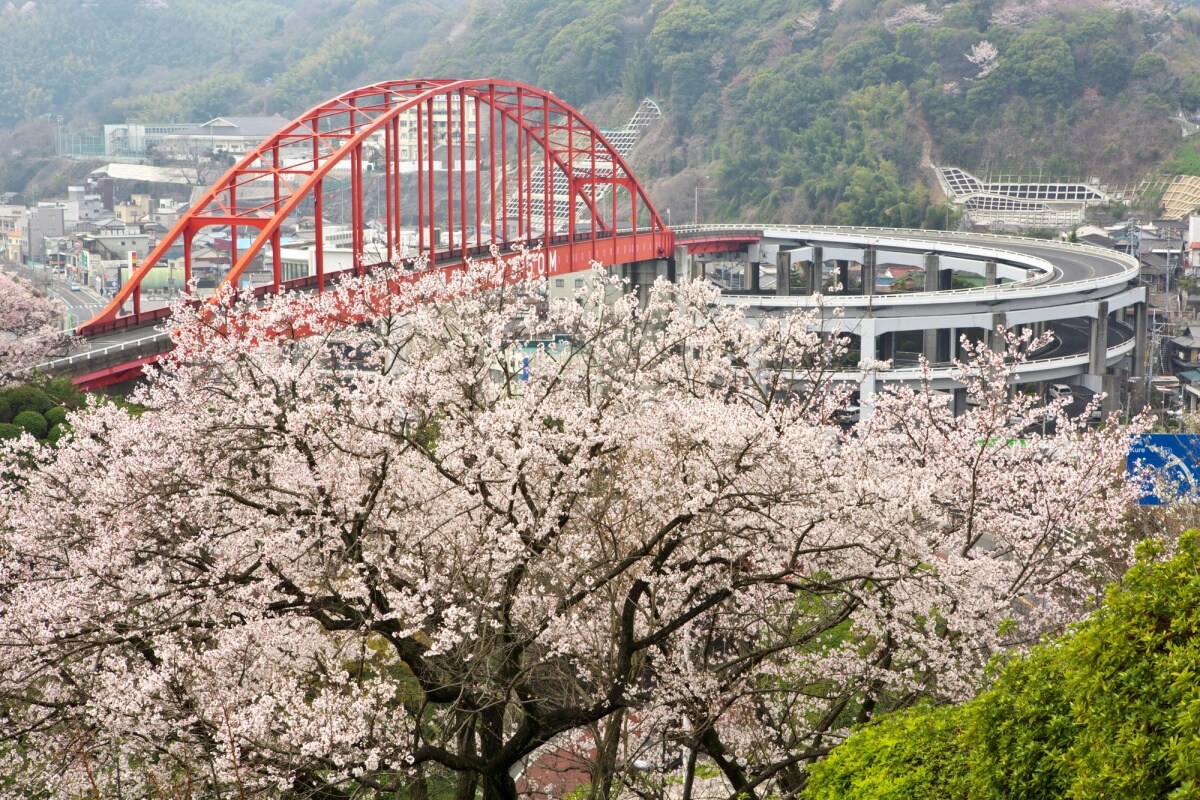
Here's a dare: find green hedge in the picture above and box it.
[0,386,54,415]
[803,703,969,799]
[0,422,23,440]
[12,411,48,439]
[46,423,65,445]
[804,531,1200,799]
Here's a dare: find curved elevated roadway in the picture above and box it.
[671,225,1145,402]
[42,225,1145,399]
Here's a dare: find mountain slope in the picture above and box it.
[3,0,1200,227]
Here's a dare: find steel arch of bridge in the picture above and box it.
[80,79,672,336]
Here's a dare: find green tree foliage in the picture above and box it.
[803,531,1200,799]
[743,51,836,148]
[1,0,1195,226]
[0,0,289,126]
[12,411,48,440]
[1133,52,1169,81]
[537,13,623,103]
[273,26,373,111]
[0,387,54,416]
[0,379,82,442]
[1083,40,1133,95]
[802,704,969,800]
[45,424,66,446]
[643,0,728,111]
[975,31,1077,108]
[43,407,68,428]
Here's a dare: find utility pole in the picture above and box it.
[694,184,716,225]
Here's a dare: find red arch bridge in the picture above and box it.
[54,79,1142,400]
[72,78,672,380]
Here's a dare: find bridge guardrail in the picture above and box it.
[830,321,1137,378]
[34,331,172,374]
[672,223,1138,302]
[672,222,1138,267]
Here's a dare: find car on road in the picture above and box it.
[1047,383,1073,399]
[69,283,81,291]
[833,405,861,426]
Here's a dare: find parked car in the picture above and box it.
[833,405,861,426]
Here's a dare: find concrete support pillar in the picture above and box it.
[862,248,876,297]
[776,251,790,296]
[880,330,895,362]
[985,259,997,287]
[674,245,696,282]
[836,259,849,294]
[924,327,953,364]
[952,387,968,417]
[807,246,823,296]
[631,260,658,307]
[988,312,1007,353]
[924,327,938,363]
[1133,301,1148,378]
[940,266,953,291]
[1101,374,1120,418]
[749,259,760,293]
[923,252,939,292]
[859,318,878,410]
[1089,301,1110,376]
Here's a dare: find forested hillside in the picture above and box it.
[4,0,1200,227]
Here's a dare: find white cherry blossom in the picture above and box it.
[0,256,1140,799]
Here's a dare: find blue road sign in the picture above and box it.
[1127,433,1200,505]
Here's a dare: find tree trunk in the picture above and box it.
[481,771,519,800]
[593,710,626,800]
[406,765,431,800]
[454,714,479,800]
[681,746,698,800]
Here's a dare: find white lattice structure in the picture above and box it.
[507,99,663,235]
[1160,175,1200,220]
[935,166,1111,229]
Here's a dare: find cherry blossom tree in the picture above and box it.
[987,0,1170,29]
[966,41,999,80]
[0,257,1138,800]
[884,4,941,33]
[0,269,69,386]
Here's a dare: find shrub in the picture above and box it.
[803,703,969,799]
[38,376,83,408]
[0,422,23,440]
[805,531,1200,799]
[44,406,68,427]
[0,396,11,424]
[13,410,48,439]
[1,386,54,415]
[46,423,64,445]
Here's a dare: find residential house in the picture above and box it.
[1168,323,1200,373]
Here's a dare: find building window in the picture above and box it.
[574,278,584,288]
[554,278,564,287]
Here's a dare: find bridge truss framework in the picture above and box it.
[79,79,672,337]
